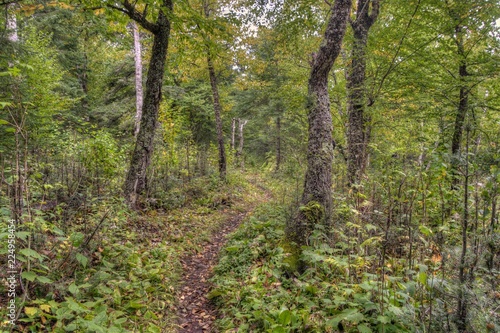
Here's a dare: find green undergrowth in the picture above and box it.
[210,203,428,333]
[0,172,265,332]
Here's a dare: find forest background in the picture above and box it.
[0,0,499,332]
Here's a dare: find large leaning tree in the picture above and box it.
[106,0,173,208]
[287,0,352,247]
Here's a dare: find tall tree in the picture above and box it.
[117,0,173,208]
[130,21,143,137]
[287,0,351,246]
[203,0,227,181]
[346,0,379,186]
[6,3,18,43]
[445,0,477,192]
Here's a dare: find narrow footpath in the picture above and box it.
[176,210,248,332]
[175,176,272,333]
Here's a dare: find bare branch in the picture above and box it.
[371,0,421,102]
[108,0,159,33]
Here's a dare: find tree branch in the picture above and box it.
[368,0,380,25]
[108,0,159,33]
[371,0,421,102]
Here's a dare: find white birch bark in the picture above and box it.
[131,21,143,137]
[7,4,18,43]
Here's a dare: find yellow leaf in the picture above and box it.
[40,304,51,313]
[25,307,38,316]
[94,8,105,15]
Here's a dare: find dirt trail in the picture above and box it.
[176,178,271,332]
[176,211,248,332]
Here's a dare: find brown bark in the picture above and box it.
[451,60,468,190]
[204,1,227,181]
[456,124,470,333]
[207,56,227,180]
[448,6,469,190]
[287,0,352,246]
[346,0,379,186]
[123,2,172,208]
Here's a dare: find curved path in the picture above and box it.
[176,178,271,332]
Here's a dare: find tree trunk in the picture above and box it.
[451,62,468,189]
[6,4,18,43]
[287,0,352,246]
[237,119,248,168]
[231,118,236,151]
[124,8,172,208]
[276,116,281,172]
[204,1,227,181]
[78,52,90,114]
[456,122,470,333]
[449,10,469,190]
[207,55,227,180]
[346,0,379,187]
[131,21,144,137]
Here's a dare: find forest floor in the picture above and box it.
[175,175,272,333]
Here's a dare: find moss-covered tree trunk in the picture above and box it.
[207,56,227,181]
[346,0,379,187]
[123,1,173,208]
[203,0,227,181]
[451,34,468,190]
[287,0,352,246]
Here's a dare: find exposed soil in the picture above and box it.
[176,211,248,333]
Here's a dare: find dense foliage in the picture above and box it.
[0,0,499,332]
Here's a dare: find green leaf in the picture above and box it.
[325,317,341,328]
[24,307,38,317]
[225,246,239,252]
[419,224,433,236]
[418,272,427,285]
[20,248,43,260]
[64,323,78,331]
[15,231,31,240]
[360,236,382,247]
[68,283,79,295]
[76,253,88,268]
[22,271,37,282]
[272,326,285,333]
[70,232,85,247]
[147,324,161,333]
[207,289,223,299]
[345,311,365,324]
[126,300,145,309]
[66,297,87,313]
[36,276,53,284]
[278,309,292,325]
[113,288,121,305]
[357,324,373,333]
[144,310,159,320]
